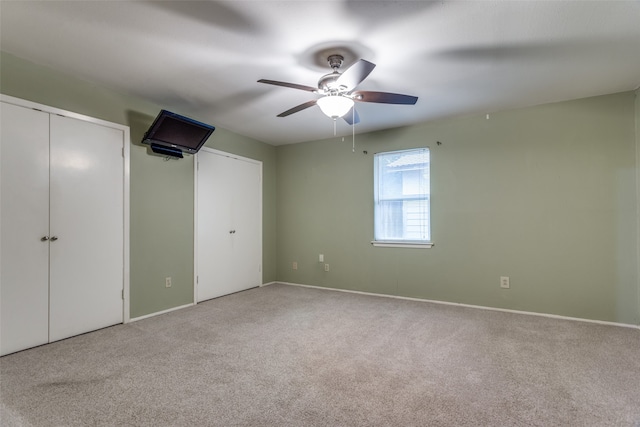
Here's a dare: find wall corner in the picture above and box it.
[635,88,640,325]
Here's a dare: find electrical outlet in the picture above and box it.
[165,277,172,288]
[292,262,298,270]
[319,254,324,262]
[324,263,330,272]
[500,276,510,289]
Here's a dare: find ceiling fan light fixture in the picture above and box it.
[317,95,354,118]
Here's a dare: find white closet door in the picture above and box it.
[229,157,261,291]
[48,115,124,342]
[0,102,51,356]
[197,150,234,301]
[196,150,261,302]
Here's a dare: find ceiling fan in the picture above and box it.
[258,54,418,125]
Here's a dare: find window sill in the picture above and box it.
[371,241,434,249]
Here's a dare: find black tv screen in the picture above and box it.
[142,110,215,155]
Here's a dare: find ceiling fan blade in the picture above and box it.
[258,79,318,93]
[352,91,418,105]
[335,59,376,90]
[277,100,318,117]
[343,107,360,125]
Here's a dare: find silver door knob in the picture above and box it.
[50,236,58,241]
[41,236,49,241]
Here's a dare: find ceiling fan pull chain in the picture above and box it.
[352,108,356,153]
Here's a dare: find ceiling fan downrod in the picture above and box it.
[327,54,344,71]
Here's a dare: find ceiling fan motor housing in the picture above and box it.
[318,72,344,92]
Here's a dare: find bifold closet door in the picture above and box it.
[197,150,261,302]
[0,102,51,355]
[48,114,124,342]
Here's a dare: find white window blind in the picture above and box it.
[374,148,431,246]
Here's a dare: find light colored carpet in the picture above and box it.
[1,283,639,426]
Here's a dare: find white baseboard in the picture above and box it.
[128,303,194,323]
[260,281,278,287]
[276,281,640,330]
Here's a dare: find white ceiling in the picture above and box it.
[1,1,639,146]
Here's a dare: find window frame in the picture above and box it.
[372,147,433,249]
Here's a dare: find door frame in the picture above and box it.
[0,94,131,323]
[193,147,263,304]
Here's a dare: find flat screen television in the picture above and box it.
[142,110,215,157]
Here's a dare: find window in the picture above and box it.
[373,148,431,248]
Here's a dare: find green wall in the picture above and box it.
[0,52,277,318]
[276,91,640,324]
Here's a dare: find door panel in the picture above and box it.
[0,102,51,356]
[197,150,232,301]
[48,115,124,342]
[197,150,261,302]
[229,158,261,291]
